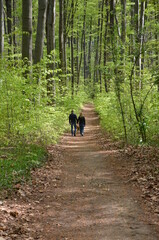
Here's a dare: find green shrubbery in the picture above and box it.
[0,60,88,189]
[94,88,159,145]
[0,144,46,189]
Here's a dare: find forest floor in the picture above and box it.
[0,103,159,240]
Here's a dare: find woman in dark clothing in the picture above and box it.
[77,112,86,136]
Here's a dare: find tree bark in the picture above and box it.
[83,0,87,83]
[134,0,139,37]
[94,0,101,84]
[13,0,17,55]
[103,0,109,92]
[34,0,48,64]
[99,0,104,92]
[59,0,64,73]
[121,0,126,43]
[71,0,74,97]
[5,0,12,55]
[110,0,115,36]
[22,0,32,63]
[46,0,56,102]
[88,17,92,80]
[139,0,145,81]
[0,0,4,57]
[46,0,56,55]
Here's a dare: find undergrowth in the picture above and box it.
[0,144,46,189]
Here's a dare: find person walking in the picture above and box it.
[77,112,86,136]
[69,110,78,136]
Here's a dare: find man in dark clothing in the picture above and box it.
[69,110,77,136]
[77,112,86,136]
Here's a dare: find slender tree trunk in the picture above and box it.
[5,0,12,55]
[121,0,126,44]
[139,0,145,86]
[77,29,84,88]
[99,0,104,92]
[94,0,101,84]
[34,0,48,64]
[110,0,115,36]
[13,0,17,55]
[83,0,87,83]
[76,18,79,89]
[88,17,92,80]
[22,0,32,63]
[46,0,56,102]
[71,0,74,97]
[134,0,139,37]
[155,0,159,90]
[59,0,64,73]
[63,0,67,83]
[0,0,4,57]
[103,0,109,92]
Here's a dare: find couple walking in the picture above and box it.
[69,110,86,136]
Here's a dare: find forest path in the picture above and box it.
[1,103,159,240]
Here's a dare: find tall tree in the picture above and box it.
[46,0,56,101]
[5,0,12,55]
[88,16,92,80]
[83,0,87,82]
[13,0,17,55]
[59,0,64,75]
[103,0,109,92]
[46,0,56,55]
[121,0,126,44]
[71,0,74,97]
[99,0,104,92]
[22,0,32,63]
[34,0,48,64]
[0,0,4,57]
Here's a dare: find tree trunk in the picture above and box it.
[5,0,12,55]
[34,0,48,64]
[71,0,74,97]
[83,0,87,83]
[0,0,4,57]
[99,0,104,93]
[134,0,139,37]
[13,0,17,55]
[110,0,115,36]
[46,0,56,55]
[59,0,64,74]
[155,0,159,90]
[139,0,145,82]
[88,17,92,80]
[94,0,101,84]
[121,0,126,44]
[76,21,79,87]
[22,0,32,63]
[103,0,109,92]
[63,0,67,82]
[46,0,56,102]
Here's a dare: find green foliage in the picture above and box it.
[0,58,88,146]
[94,93,124,140]
[0,144,46,189]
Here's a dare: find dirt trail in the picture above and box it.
[1,104,159,240]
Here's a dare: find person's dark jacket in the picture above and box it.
[77,116,85,126]
[69,113,77,124]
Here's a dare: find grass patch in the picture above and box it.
[0,144,47,189]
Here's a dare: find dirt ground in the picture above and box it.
[0,103,159,240]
